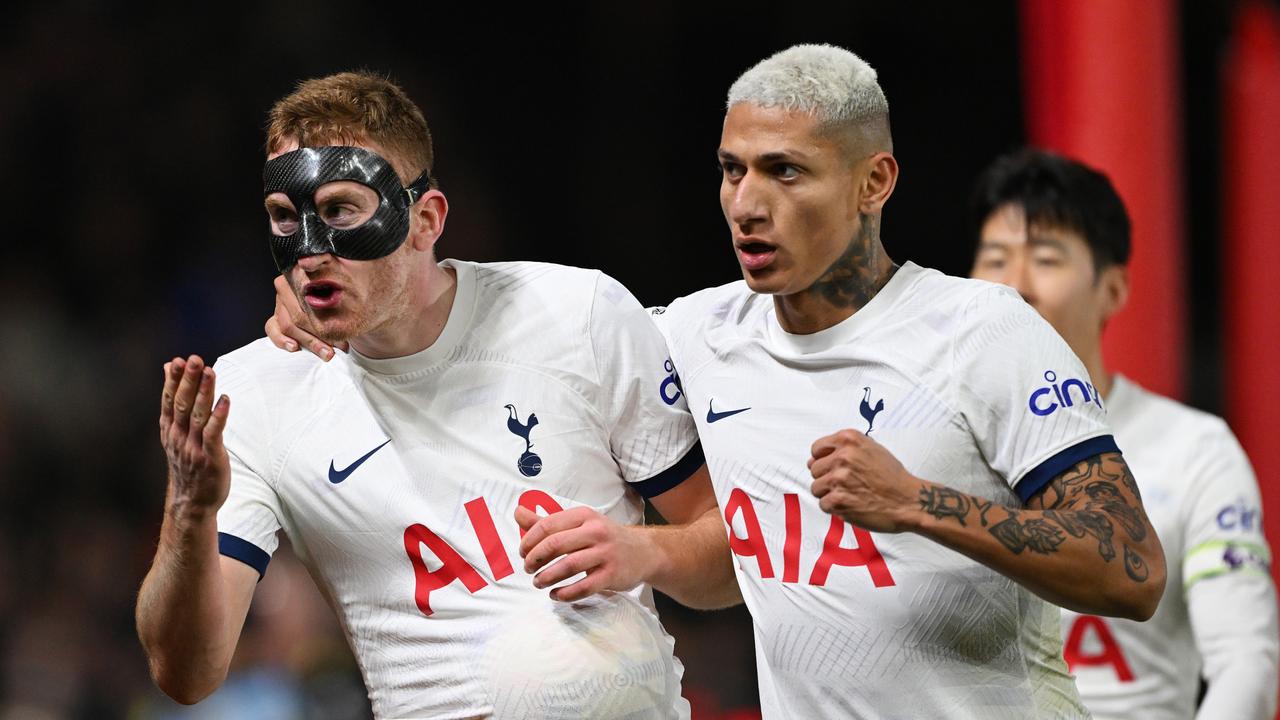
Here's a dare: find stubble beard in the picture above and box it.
[296,255,410,345]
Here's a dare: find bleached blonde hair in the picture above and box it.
[727,44,892,151]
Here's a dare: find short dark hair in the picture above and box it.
[969,148,1131,272]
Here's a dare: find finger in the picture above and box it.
[159,358,184,430]
[803,445,844,479]
[171,355,205,433]
[517,507,591,559]
[275,275,334,361]
[547,554,609,602]
[187,368,216,444]
[203,394,231,455]
[810,474,833,499]
[535,548,604,594]
[810,433,841,460]
[514,505,540,533]
[817,490,849,516]
[266,309,298,352]
[525,526,602,576]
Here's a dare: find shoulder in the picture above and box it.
[878,263,1031,333]
[214,337,354,415]
[1113,376,1244,453]
[464,259,607,300]
[655,279,760,336]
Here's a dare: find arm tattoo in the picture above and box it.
[919,486,970,526]
[1045,509,1116,562]
[1120,462,1142,502]
[1084,482,1146,541]
[1123,545,1150,581]
[974,499,996,527]
[1026,452,1147,542]
[989,512,1066,555]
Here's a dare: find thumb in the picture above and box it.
[514,505,539,531]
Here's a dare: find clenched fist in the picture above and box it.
[807,429,920,533]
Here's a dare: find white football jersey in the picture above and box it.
[654,262,1113,720]
[214,260,702,720]
[1060,375,1278,720]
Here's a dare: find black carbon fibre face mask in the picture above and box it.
[263,146,432,271]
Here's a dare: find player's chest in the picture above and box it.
[275,368,621,529]
[680,355,960,471]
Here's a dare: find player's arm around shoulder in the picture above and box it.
[136,356,259,704]
[515,275,741,610]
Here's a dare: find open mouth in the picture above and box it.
[735,239,778,271]
[303,280,344,309]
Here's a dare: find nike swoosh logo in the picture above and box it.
[707,400,751,424]
[328,438,392,484]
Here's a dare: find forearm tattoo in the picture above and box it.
[989,512,1065,554]
[1045,509,1115,562]
[919,486,970,526]
[918,452,1152,581]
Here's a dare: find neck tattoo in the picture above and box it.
[806,214,897,309]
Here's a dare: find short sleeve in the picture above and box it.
[1181,421,1273,590]
[212,357,283,579]
[950,286,1117,502]
[590,274,703,498]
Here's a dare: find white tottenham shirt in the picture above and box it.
[653,262,1115,720]
[214,260,702,720]
[1060,375,1278,720]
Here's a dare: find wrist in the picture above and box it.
[897,476,932,534]
[631,525,674,588]
[165,498,220,530]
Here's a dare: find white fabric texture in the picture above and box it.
[216,260,699,720]
[655,262,1110,719]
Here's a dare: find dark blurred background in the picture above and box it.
[1,1,1276,718]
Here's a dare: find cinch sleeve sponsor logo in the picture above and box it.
[1028,370,1103,417]
[1216,500,1260,531]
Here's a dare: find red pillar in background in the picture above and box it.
[1223,1,1280,606]
[1020,0,1186,400]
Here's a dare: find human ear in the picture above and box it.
[409,191,449,252]
[859,152,899,214]
[1097,264,1130,323]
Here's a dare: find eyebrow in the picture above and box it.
[717,149,808,164]
[1026,234,1070,252]
[976,239,1011,252]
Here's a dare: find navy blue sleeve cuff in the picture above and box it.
[1015,435,1121,503]
[630,442,706,499]
[218,532,271,580]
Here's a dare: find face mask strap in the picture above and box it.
[404,170,433,207]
